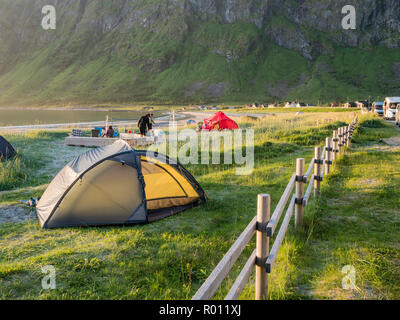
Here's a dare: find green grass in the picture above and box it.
[0,131,89,198]
[0,131,56,192]
[0,112,399,299]
[0,156,28,191]
[289,119,400,299]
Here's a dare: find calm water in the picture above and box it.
[0,109,155,127]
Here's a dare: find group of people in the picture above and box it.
[101,113,156,138]
[138,113,155,136]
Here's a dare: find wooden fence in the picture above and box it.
[192,116,359,300]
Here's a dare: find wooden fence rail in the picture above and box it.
[192,116,358,301]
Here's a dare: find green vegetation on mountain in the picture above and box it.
[0,0,399,106]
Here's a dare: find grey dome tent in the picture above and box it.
[36,140,206,229]
[0,136,16,161]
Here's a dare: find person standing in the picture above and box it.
[105,125,115,138]
[138,114,150,136]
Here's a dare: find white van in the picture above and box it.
[383,97,400,120]
[372,102,384,116]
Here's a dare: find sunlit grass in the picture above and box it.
[0,156,28,191]
[0,112,399,299]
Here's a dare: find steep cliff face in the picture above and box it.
[0,0,399,105]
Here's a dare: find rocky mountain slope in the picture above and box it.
[0,0,399,106]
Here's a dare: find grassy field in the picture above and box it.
[226,107,361,114]
[0,112,399,299]
[0,131,89,201]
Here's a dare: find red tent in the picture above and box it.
[202,111,239,131]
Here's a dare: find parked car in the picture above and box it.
[284,102,296,108]
[296,102,307,108]
[372,102,384,117]
[344,102,358,108]
[356,101,371,110]
[383,97,400,120]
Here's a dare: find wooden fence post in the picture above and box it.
[338,127,343,154]
[255,194,270,300]
[350,122,354,141]
[333,130,338,161]
[295,158,305,228]
[346,125,351,147]
[314,147,321,196]
[325,137,332,175]
[342,127,347,151]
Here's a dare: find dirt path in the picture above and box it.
[0,203,36,224]
[0,113,187,132]
[380,121,400,148]
[382,135,400,146]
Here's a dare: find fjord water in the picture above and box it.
[0,109,147,127]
